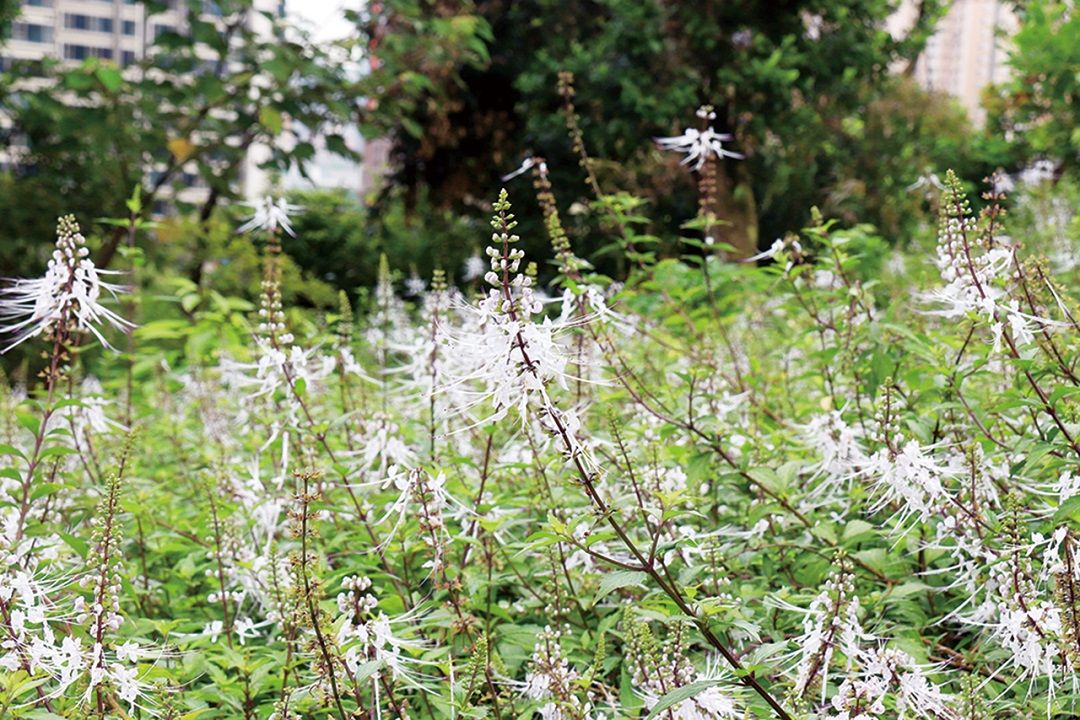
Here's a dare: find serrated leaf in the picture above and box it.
[30,482,62,500]
[0,443,26,460]
[644,679,722,720]
[1054,495,1080,525]
[59,531,89,559]
[353,659,383,683]
[595,571,646,603]
[39,446,77,461]
[842,519,875,543]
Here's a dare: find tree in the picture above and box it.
[0,0,361,276]
[0,0,16,42]
[368,0,952,267]
[986,0,1080,169]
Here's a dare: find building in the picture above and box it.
[1,0,277,203]
[889,0,1018,125]
[280,2,371,198]
[3,0,184,71]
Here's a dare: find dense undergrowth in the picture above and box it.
[1,148,1080,720]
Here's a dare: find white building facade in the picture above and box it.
[1,0,278,203]
[890,0,1018,125]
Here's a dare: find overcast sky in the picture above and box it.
[288,0,351,43]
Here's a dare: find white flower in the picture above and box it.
[859,648,953,719]
[115,641,141,663]
[109,662,142,710]
[803,412,867,498]
[991,171,1015,194]
[1019,159,1056,186]
[655,126,743,170]
[235,616,259,645]
[0,216,132,353]
[204,620,224,643]
[0,652,20,671]
[635,651,741,720]
[802,11,825,40]
[522,628,587,717]
[220,338,333,402]
[404,275,426,297]
[775,574,865,700]
[237,196,302,236]
[438,247,579,427]
[1005,299,1039,348]
[865,440,954,530]
[660,685,739,720]
[905,173,944,193]
[462,254,486,282]
[501,156,543,182]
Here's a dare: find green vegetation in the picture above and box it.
[0,1,1077,718]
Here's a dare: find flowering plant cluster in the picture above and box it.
[0,117,1078,720]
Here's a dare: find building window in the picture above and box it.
[25,0,54,7]
[63,44,114,60]
[123,20,136,35]
[153,24,177,40]
[121,50,137,65]
[11,23,54,43]
[64,14,115,33]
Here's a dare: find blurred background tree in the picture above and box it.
[0,0,16,39]
[0,0,497,295]
[365,0,991,270]
[0,0,362,278]
[985,0,1078,170]
[0,0,1069,306]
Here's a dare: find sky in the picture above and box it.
[288,0,350,43]
[281,0,366,192]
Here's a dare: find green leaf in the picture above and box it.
[853,548,891,575]
[136,319,192,341]
[39,446,77,461]
[594,571,646,603]
[17,412,39,436]
[0,443,26,460]
[95,65,123,92]
[887,582,931,602]
[1054,495,1080,525]
[352,659,383,683]
[181,293,201,313]
[59,531,89,559]
[842,519,875,544]
[644,679,722,720]
[25,711,69,720]
[747,467,783,494]
[259,106,283,135]
[30,482,62,500]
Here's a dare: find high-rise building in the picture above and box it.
[3,0,184,71]
[889,0,1018,125]
[1,0,276,204]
